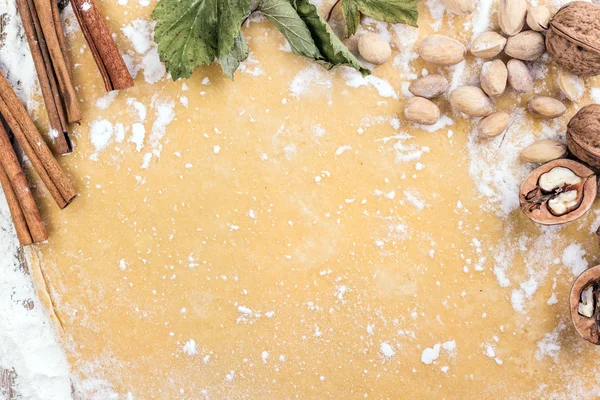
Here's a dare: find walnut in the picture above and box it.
[546,2,600,77]
[570,265,600,344]
[567,104,600,170]
[519,159,596,225]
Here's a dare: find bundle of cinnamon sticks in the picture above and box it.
[0,70,76,245]
[17,0,79,155]
[0,0,134,245]
[16,0,133,155]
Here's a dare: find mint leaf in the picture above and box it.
[152,0,252,80]
[219,33,249,79]
[341,0,419,37]
[294,0,369,75]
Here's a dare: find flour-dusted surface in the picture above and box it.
[3,0,600,398]
[0,201,71,399]
[0,1,72,399]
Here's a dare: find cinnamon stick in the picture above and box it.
[32,0,81,123]
[0,71,76,209]
[0,163,33,246]
[50,0,73,80]
[70,0,134,91]
[17,0,72,155]
[0,125,48,244]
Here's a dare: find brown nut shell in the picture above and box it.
[570,265,600,344]
[567,104,600,170]
[519,159,596,225]
[546,2,600,77]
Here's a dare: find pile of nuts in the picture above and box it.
[358,0,600,345]
[393,0,600,229]
[402,0,579,132]
[354,0,600,345]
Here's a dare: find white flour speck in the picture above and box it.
[182,340,197,356]
[562,243,588,276]
[380,342,395,358]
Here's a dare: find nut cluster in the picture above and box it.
[402,0,577,128]
[406,0,600,347]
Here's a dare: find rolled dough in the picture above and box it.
[24,1,600,398]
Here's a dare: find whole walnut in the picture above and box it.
[546,2,600,77]
[567,104,600,169]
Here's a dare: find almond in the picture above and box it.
[450,86,493,117]
[504,31,546,60]
[358,33,392,65]
[520,139,567,163]
[558,69,585,102]
[480,60,507,97]
[441,0,475,15]
[470,32,507,58]
[478,112,510,137]
[408,74,449,98]
[418,35,466,66]
[498,0,527,36]
[527,96,567,118]
[404,97,441,125]
[507,59,533,93]
[526,6,551,31]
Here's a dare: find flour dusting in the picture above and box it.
[122,19,165,84]
[0,7,71,395]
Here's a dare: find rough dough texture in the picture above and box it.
[24,2,600,399]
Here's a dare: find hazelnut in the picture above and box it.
[519,159,596,225]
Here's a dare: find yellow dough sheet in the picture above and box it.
[24,0,600,398]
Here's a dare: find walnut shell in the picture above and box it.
[567,104,600,170]
[519,159,596,225]
[570,265,600,344]
[546,2,600,77]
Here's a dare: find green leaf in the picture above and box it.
[152,0,252,80]
[219,33,249,79]
[293,0,369,76]
[258,0,323,60]
[341,0,420,37]
[152,0,368,79]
